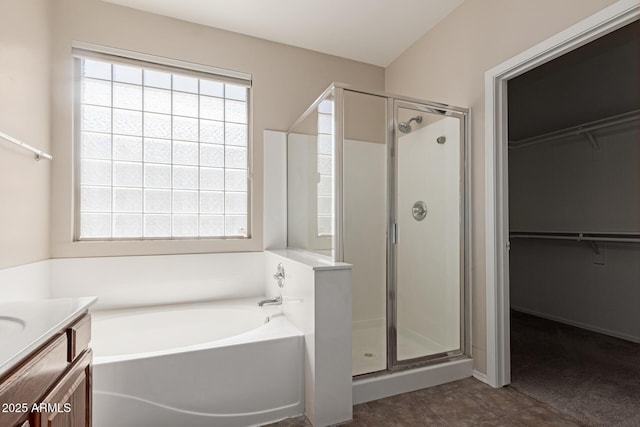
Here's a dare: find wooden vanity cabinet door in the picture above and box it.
[33,349,92,427]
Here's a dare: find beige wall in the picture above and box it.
[50,0,384,258]
[0,0,51,269]
[385,0,618,374]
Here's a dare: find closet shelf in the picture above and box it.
[508,109,640,149]
[509,231,640,244]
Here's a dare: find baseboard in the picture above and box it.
[352,358,473,405]
[472,370,489,384]
[512,306,640,344]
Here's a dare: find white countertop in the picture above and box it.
[0,297,97,378]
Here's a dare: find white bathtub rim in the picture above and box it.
[92,298,302,365]
[94,314,301,365]
[91,296,278,321]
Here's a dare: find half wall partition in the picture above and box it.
[287,84,470,376]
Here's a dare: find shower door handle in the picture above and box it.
[391,223,398,244]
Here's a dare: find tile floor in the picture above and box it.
[265,377,586,426]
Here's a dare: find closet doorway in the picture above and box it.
[505,19,640,425]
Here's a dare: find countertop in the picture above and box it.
[0,297,97,378]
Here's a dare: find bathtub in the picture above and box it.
[91,298,304,427]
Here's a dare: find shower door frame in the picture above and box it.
[386,97,471,371]
[331,84,471,375]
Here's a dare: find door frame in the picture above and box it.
[484,0,640,388]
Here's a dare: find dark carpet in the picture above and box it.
[510,311,640,427]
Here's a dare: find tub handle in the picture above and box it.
[273,263,285,288]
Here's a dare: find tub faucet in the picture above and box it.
[258,295,282,306]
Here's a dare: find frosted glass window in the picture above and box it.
[76,54,250,240]
[318,114,332,134]
[200,80,224,97]
[318,175,332,196]
[81,159,111,186]
[81,132,111,159]
[82,79,111,106]
[113,188,143,212]
[113,214,142,237]
[225,100,247,124]
[225,169,247,192]
[173,116,199,142]
[225,123,247,146]
[225,84,247,101]
[173,92,199,118]
[173,215,199,237]
[225,192,247,214]
[113,135,142,161]
[200,167,224,191]
[81,187,111,212]
[144,139,171,164]
[81,60,111,80]
[144,189,171,213]
[173,75,198,94]
[144,70,171,89]
[82,105,111,133]
[113,109,142,136]
[144,214,171,237]
[144,88,172,114]
[200,144,224,167]
[113,83,142,110]
[318,155,332,175]
[317,109,334,237]
[113,161,142,187]
[173,141,199,166]
[173,166,198,190]
[318,134,332,155]
[81,214,111,238]
[144,113,172,138]
[173,191,198,213]
[225,146,246,169]
[113,65,142,85]
[225,215,247,236]
[200,191,224,214]
[199,215,224,236]
[200,120,224,144]
[144,164,171,188]
[200,96,224,121]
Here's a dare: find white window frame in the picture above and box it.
[72,43,253,242]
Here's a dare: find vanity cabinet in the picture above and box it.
[0,313,92,427]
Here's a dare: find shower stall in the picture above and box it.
[287,84,470,377]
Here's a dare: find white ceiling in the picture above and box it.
[101,0,464,67]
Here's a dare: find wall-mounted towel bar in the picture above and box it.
[508,109,640,149]
[0,130,52,161]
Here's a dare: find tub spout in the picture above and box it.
[258,295,282,306]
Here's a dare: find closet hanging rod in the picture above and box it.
[508,109,640,149]
[509,231,640,244]
[0,130,52,161]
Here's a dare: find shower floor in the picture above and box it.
[352,319,449,376]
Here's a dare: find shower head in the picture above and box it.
[398,115,423,134]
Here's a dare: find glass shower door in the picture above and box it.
[390,100,466,367]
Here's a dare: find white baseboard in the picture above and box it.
[472,370,489,384]
[512,306,640,344]
[352,358,473,405]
